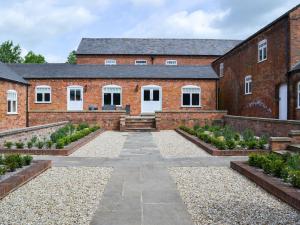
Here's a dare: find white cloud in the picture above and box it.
[124,9,229,38]
[129,0,165,6]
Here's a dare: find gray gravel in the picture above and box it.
[169,167,300,225]
[0,167,113,225]
[152,130,209,158]
[71,131,127,158]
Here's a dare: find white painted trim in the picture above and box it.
[35,85,52,103]
[102,85,122,107]
[67,85,84,111]
[135,59,148,65]
[244,75,252,95]
[258,39,267,63]
[141,85,162,113]
[105,59,117,65]
[165,59,177,65]
[181,85,201,107]
[7,90,18,114]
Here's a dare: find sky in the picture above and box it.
[0,0,299,63]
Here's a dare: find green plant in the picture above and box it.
[27,141,33,149]
[23,155,33,166]
[46,140,53,149]
[15,141,24,149]
[4,141,13,149]
[0,166,6,175]
[4,155,19,171]
[242,129,255,142]
[246,140,258,149]
[77,123,89,131]
[290,170,300,188]
[193,124,201,131]
[213,138,226,150]
[0,155,3,164]
[286,154,300,170]
[56,139,65,149]
[226,139,236,149]
[90,125,100,132]
[36,141,44,149]
[30,136,38,144]
[248,153,267,168]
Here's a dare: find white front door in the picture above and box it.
[141,85,162,113]
[67,86,83,111]
[279,83,287,120]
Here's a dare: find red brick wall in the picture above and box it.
[76,55,218,66]
[288,72,300,120]
[289,6,300,67]
[28,79,217,115]
[156,110,226,130]
[213,17,289,119]
[0,81,27,131]
[28,111,125,130]
[224,115,300,137]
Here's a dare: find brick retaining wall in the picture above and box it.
[224,115,300,136]
[28,111,126,130]
[156,110,227,130]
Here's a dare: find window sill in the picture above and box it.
[258,59,267,63]
[7,113,18,115]
[181,106,202,108]
[244,93,252,95]
[35,102,52,104]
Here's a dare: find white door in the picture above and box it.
[141,85,162,113]
[279,83,287,120]
[67,86,83,111]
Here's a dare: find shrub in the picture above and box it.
[290,171,300,188]
[223,126,236,141]
[286,154,300,170]
[30,136,38,144]
[4,141,13,149]
[246,140,258,149]
[226,139,236,149]
[27,141,33,149]
[193,124,201,131]
[15,142,25,149]
[36,141,44,149]
[50,124,75,142]
[248,153,267,168]
[179,126,196,136]
[46,140,53,149]
[23,155,33,165]
[77,123,89,131]
[56,140,65,149]
[0,155,3,164]
[4,155,19,171]
[242,129,255,142]
[213,138,226,150]
[90,125,100,132]
[0,166,6,175]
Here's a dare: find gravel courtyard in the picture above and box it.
[169,167,300,225]
[71,131,127,158]
[152,130,209,158]
[0,167,113,225]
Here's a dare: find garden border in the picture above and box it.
[0,129,105,156]
[0,160,52,199]
[231,161,300,211]
[175,128,269,156]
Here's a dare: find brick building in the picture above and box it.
[212,4,300,120]
[0,63,28,131]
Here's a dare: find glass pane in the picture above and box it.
[104,93,111,105]
[7,100,11,112]
[12,101,16,112]
[70,90,75,101]
[76,90,81,101]
[37,93,43,102]
[263,47,267,59]
[44,93,51,102]
[183,94,190,106]
[153,90,159,101]
[192,94,200,106]
[144,90,150,101]
[113,93,121,105]
[249,82,252,93]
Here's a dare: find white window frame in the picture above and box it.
[135,59,148,65]
[102,85,122,106]
[35,85,51,103]
[7,90,18,114]
[181,85,201,107]
[258,39,267,63]
[219,63,224,77]
[165,60,177,66]
[245,75,252,95]
[297,82,300,109]
[105,59,117,65]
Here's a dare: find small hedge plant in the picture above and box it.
[248,153,300,188]
[179,125,268,151]
[0,154,33,174]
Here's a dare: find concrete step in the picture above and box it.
[287,144,300,153]
[124,128,157,132]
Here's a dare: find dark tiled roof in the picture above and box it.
[8,63,218,80]
[0,62,28,84]
[290,61,300,73]
[76,38,241,56]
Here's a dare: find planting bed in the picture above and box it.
[0,123,104,156]
[0,159,51,199]
[231,160,300,211]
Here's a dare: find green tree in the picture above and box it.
[24,51,46,64]
[67,50,76,64]
[0,41,23,63]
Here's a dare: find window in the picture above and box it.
[36,86,51,103]
[7,90,17,114]
[258,39,267,62]
[135,60,148,65]
[102,85,121,106]
[220,63,224,77]
[298,82,300,108]
[182,85,201,107]
[105,59,117,65]
[245,75,252,95]
[165,60,177,65]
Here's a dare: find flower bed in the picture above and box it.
[0,155,51,199]
[0,123,104,156]
[179,125,269,150]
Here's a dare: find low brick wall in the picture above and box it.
[156,110,227,130]
[224,115,300,137]
[0,121,68,147]
[28,110,126,130]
